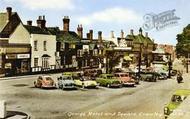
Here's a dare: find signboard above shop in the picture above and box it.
[17,54,30,59]
[6,54,30,59]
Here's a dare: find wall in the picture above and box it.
[31,34,56,68]
[9,23,30,44]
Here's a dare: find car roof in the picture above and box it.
[174,89,190,96]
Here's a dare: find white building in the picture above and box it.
[9,16,56,72]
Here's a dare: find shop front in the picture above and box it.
[4,53,30,76]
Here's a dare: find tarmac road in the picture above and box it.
[0,73,189,119]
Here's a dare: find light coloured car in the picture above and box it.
[74,76,97,88]
[57,75,76,90]
[34,75,56,88]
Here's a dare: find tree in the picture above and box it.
[176,24,190,57]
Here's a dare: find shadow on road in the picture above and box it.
[6,110,30,119]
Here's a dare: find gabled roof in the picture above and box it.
[0,12,21,33]
[23,25,51,35]
[0,13,8,32]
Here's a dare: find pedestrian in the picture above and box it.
[176,71,183,83]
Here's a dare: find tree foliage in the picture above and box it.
[176,24,190,57]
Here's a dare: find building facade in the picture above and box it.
[9,16,57,72]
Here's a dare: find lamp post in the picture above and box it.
[138,43,142,76]
[168,54,172,78]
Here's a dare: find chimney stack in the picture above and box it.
[89,30,93,40]
[111,31,114,38]
[37,15,46,28]
[121,29,124,38]
[130,29,134,35]
[145,32,148,37]
[27,20,32,26]
[77,24,83,39]
[87,33,90,39]
[139,27,143,35]
[63,16,70,32]
[6,7,12,21]
[98,31,102,43]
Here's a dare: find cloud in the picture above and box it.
[4,0,75,10]
[78,7,141,25]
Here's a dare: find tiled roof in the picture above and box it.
[57,31,81,43]
[126,34,154,44]
[24,25,51,35]
[0,12,17,32]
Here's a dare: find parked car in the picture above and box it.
[164,89,190,118]
[96,74,122,88]
[83,69,102,79]
[74,76,98,88]
[114,73,135,87]
[57,75,76,90]
[157,72,168,80]
[126,71,140,84]
[34,75,56,88]
[140,71,158,82]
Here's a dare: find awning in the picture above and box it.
[42,54,51,57]
[124,55,132,61]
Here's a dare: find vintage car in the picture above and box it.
[164,89,190,118]
[96,74,122,88]
[62,72,97,88]
[114,73,135,87]
[83,69,102,79]
[34,75,56,88]
[140,71,158,82]
[57,75,76,90]
[74,76,98,88]
[157,72,168,80]
[125,71,140,84]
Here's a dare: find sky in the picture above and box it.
[1,0,190,45]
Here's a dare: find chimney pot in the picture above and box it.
[37,15,46,28]
[139,27,143,35]
[111,31,114,38]
[6,7,12,21]
[89,30,93,40]
[87,33,90,39]
[121,29,124,38]
[130,29,134,35]
[145,32,148,37]
[98,31,102,43]
[63,16,70,31]
[77,24,83,39]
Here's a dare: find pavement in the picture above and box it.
[168,72,190,119]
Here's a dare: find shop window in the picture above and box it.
[34,41,38,51]
[34,58,38,67]
[43,41,47,51]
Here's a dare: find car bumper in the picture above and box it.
[123,82,135,86]
[110,84,122,87]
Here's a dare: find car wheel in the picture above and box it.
[34,81,37,88]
